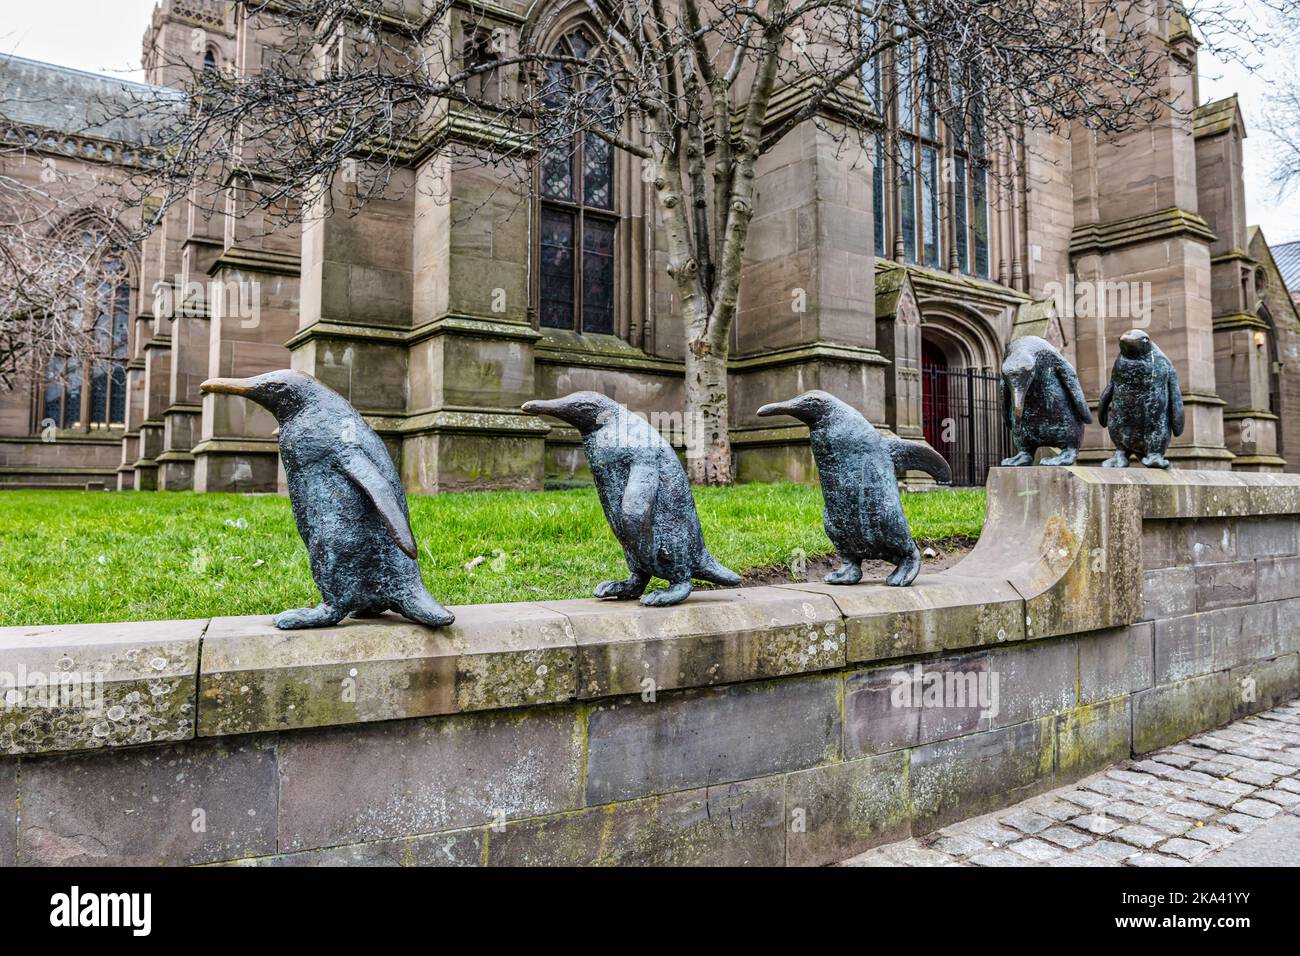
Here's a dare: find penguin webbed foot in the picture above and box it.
[824,559,863,586]
[1103,449,1130,469]
[1001,450,1034,467]
[886,545,923,587]
[594,574,650,600]
[1141,452,1171,469]
[274,603,347,629]
[1039,447,1079,467]
[640,581,693,606]
[394,596,455,628]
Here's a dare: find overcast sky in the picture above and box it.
[3,0,1298,243]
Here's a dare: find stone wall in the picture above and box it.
[1,467,1296,866]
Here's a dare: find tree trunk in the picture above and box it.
[685,328,731,484]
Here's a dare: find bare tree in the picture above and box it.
[0,58,175,394]
[115,0,1261,483]
[0,99,116,388]
[1256,0,1300,202]
[1263,71,1300,197]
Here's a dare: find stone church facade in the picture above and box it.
[2,0,1299,492]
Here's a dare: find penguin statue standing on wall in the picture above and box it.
[757,391,951,587]
[1099,328,1185,469]
[200,369,455,629]
[521,391,740,606]
[1000,335,1092,466]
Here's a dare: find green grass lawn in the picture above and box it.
[0,484,985,626]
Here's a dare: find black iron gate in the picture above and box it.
[921,366,1014,487]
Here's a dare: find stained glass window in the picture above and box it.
[567,30,592,61]
[582,218,615,333]
[882,37,991,278]
[972,165,990,278]
[537,29,618,335]
[970,67,987,157]
[921,145,940,269]
[41,235,130,431]
[43,357,65,427]
[541,145,575,201]
[899,147,916,264]
[583,71,614,210]
[897,39,914,131]
[862,16,881,109]
[540,61,574,201]
[954,155,969,273]
[849,3,1025,290]
[947,60,990,278]
[540,208,575,329]
[893,37,933,267]
[873,134,886,257]
[918,45,935,140]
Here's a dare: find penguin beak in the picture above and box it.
[757,400,799,420]
[201,377,255,397]
[1012,386,1026,421]
[521,399,562,417]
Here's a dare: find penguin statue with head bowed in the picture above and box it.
[200,369,454,630]
[520,391,740,606]
[1000,335,1092,466]
[757,390,951,587]
[1098,328,1184,469]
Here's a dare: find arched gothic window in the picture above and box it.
[949,65,989,277]
[41,230,130,431]
[865,14,991,279]
[537,27,617,334]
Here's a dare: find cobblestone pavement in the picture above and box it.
[843,698,1300,867]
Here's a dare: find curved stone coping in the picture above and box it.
[964,467,1144,640]
[2,466,1297,755]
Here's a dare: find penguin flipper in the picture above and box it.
[620,458,658,559]
[1098,381,1113,428]
[884,439,951,483]
[340,450,418,559]
[1053,357,1093,425]
[1166,366,1185,437]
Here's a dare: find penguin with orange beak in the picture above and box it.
[200,369,454,629]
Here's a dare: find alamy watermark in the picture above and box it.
[50,886,151,936]
[0,666,106,713]
[889,663,1000,720]
[152,275,261,328]
[1043,277,1152,324]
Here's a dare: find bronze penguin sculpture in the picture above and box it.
[1099,328,1184,469]
[1000,335,1092,466]
[757,390,951,587]
[201,369,454,629]
[521,391,739,606]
